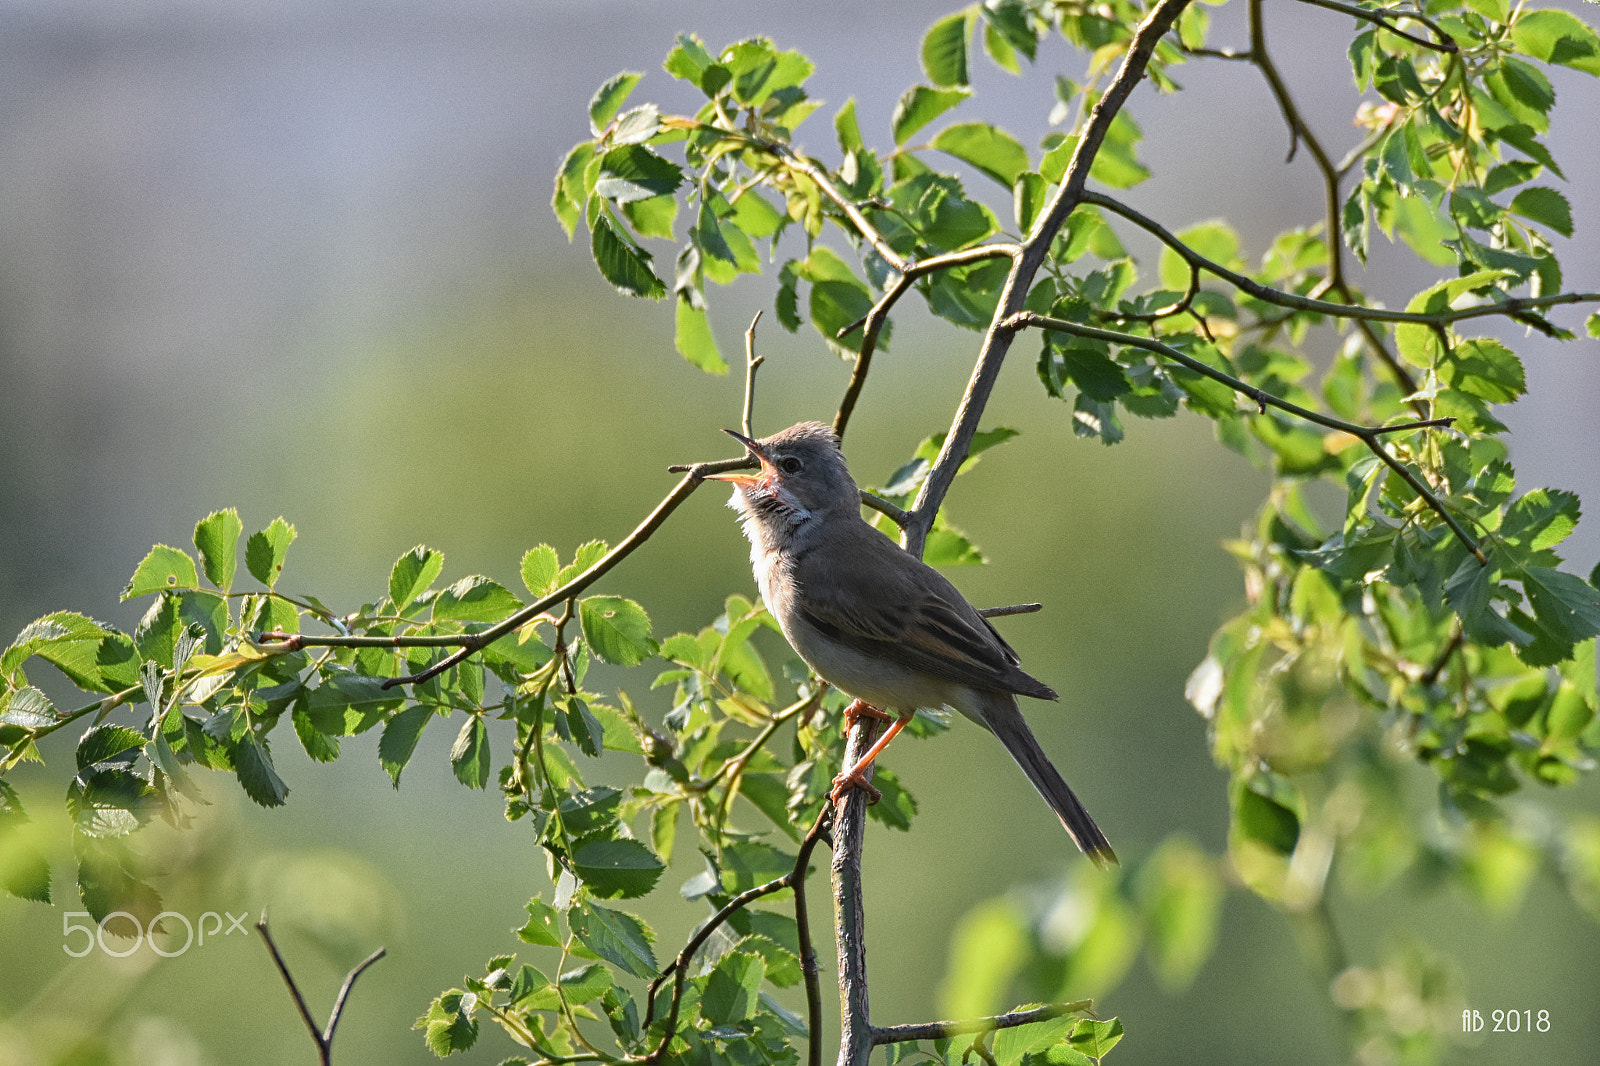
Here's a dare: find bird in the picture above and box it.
[705,421,1116,866]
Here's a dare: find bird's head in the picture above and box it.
[704,421,859,535]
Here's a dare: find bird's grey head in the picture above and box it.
[706,421,860,539]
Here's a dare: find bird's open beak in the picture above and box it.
[703,429,771,486]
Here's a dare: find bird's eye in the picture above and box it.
[778,456,803,475]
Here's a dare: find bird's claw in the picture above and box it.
[829,766,882,806]
[842,699,893,730]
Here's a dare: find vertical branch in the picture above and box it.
[832,719,882,1066]
[743,311,765,439]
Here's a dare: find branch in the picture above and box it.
[832,716,884,1066]
[1007,312,1486,564]
[1291,0,1458,53]
[742,311,765,439]
[256,912,386,1066]
[833,244,1020,441]
[859,490,912,527]
[903,0,1195,557]
[1080,192,1600,328]
[977,602,1042,618]
[870,1001,1093,1045]
[637,805,834,1065]
[260,460,747,687]
[777,146,910,274]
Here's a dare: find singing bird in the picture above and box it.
[706,421,1115,866]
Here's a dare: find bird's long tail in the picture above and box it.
[980,693,1117,867]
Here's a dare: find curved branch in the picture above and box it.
[1291,0,1458,54]
[777,146,910,274]
[1007,312,1486,564]
[257,912,385,1066]
[1080,191,1600,328]
[834,244,1021,440]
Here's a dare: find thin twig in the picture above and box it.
[636,806,834,1064]
[1078,192,1599,329]
[871,1001,1093,1045]
[256,912,386,1066]
[977,602,1042,618]
[743,311,765,440]
[1007,312,1486,564]
[859,490,913,527]
[1291,0,1458,53]
[1419,621,1466,686]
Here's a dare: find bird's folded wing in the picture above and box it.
[798,564,1056,699]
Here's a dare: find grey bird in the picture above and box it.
[706,421,1116,866]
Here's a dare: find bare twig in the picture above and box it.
[1419,621,1466,686]
[1007,311,1486,565]
[743,311,765,440]
[256,912,386,1066]
[859,490,913,527]
[977,602,1042,618]
[832,716,883,1066]
[871,1001,1094,1045]
[1291,0,1458,53]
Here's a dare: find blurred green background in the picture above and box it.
[1,2,1597,1064]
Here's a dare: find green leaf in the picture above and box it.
[1137,837,1223,990]
[0,782,51,903]
[518,897,563,946]
[1587,312,1600,340]
[1,685,57,729]
[233,733,290,808]
[589,71,644,132]
[1447,338,1526,402]
[1508,186,1574,237]
[551,142,593,240]
[1545,681,1594,744]
[1069,1018,1125,1059]
[193,509,242,592]
[451,716,491,790]
[571,838,666,899]
[291,706,340,763]
[1234,778,1299,853]
[580,596,657,666]
[1512,9,1600,76]
[433,576,523,624]
[380,705,432,786]
[122,545,200,600]
[558,963,613,1004]
[933,122,1029,187]
[922,10,972,87]
[702,951,766,1025]
[76,724,146,772]
[891,85,970,145]
[675,299,729,374]
[521,545,560,599]
[390,545,444,613]
[595,144,683,204]
[1,612,131,694]
[245,518,297,589]
[570,900,658,978]
[416,990,479,1056]
[1524,567,1600,643]
[1502,488,1581,552]
[591,213,666,299]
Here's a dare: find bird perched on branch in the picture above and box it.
[706,421,1116,867]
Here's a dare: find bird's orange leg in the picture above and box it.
[830,710,914,805]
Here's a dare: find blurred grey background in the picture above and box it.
[1,1,1597,1064]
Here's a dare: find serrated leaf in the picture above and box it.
[1524,567,1600,643]
[590,71,643,132]
[591,213,666,299]
[1508,186,1574,237]
[580,597,656,666]
[379,705,432,786]
[518,897,562,946]
[450,716,491,790]
[595,144,683,204]
[76,724,147,772]
[417,991,479,1056]
[571,838,665,899]
[521,545,560,598]
[1448,338,1526,402]
[675,299,729,374]
[891,85,970,145]
[122,545,200,600]
[245,518,296,589]
[570,900,658,978]
[233,733,289,807]
[433,576,523,624]
[390,546,444,613]
[193,510,242,592]
[1512,9,1600,76]
[933,122,1029,187]
[702,951,765,1024]
[1,685,57,729]
[922,11,971,87]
